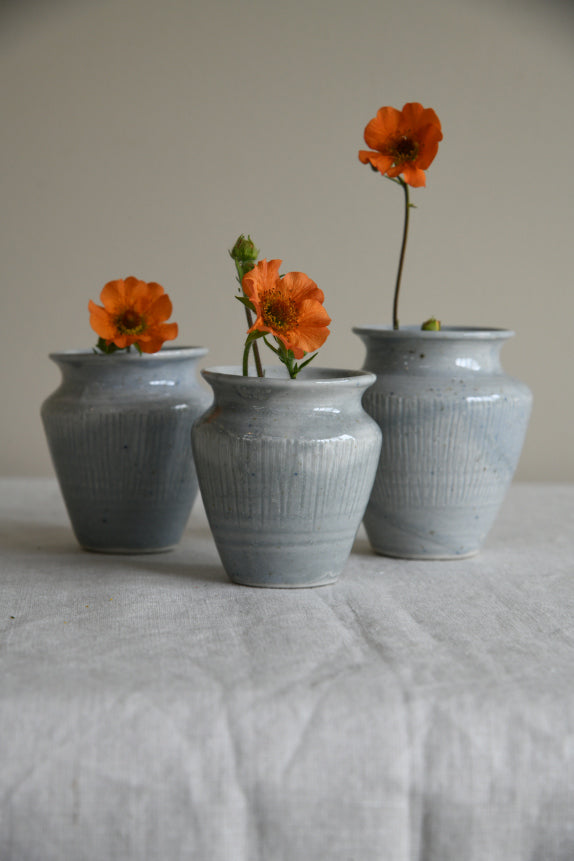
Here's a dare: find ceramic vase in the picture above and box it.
[353,326,532,559]
[191,366,382,587]
[41,346,210,553]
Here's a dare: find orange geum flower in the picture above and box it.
[359,102,442,188]
[242,259,331,360]
[88,277,178,354]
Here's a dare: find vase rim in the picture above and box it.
[48,345,208,362]
[202,365,376,388]
[352,325,515,340]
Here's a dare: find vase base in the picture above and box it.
[227,574,339,589]
[82,544,176,555]
[371,546,479,561]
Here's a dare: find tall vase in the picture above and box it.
[191,366,382,587]
[41,346,210,553]
[353,326,533,559]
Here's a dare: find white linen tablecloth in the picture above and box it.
[1,478,573,861]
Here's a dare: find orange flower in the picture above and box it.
[242,259,331,359]
[359,102,442,188]
[88,277,178,353]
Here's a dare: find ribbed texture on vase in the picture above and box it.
[43,408,199,552]
[192,380,381,586]
[192,368,382,585]
[45,410,194,501]
[361,388,531,558]
[41,348,210,552]
[355,327,533,558]
[193,434,376,533]
[364,391,527,508]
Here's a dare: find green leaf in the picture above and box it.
[95,337,119,354]
[235,295,256,313]
[245,330,266,346]
[295,352,318,372]
[261,336,279,356]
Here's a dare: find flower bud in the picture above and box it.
[229,234,259,263]
[421,317,441,331]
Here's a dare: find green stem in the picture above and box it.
[242,337,252,377]
[253,337,263,377]
[275,339,298,379]
[285,354,297,379]
[392,178,410,330]
[242,304,264,376]
[236,259,263,376]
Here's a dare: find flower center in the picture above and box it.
[388,134,419,164]
[115,308,146,335]
[262,290,299,333]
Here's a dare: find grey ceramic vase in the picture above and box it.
[41,346,210,553]
[191,366,382,587]
[353,326,533,559]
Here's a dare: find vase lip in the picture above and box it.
[352,325,515,340]
[48,345,208,362]
[201,365,376,388]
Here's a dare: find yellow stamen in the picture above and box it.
[389,134,419,164]
[262,290,299,333]
[115,308,146,335]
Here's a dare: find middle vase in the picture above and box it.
[192,366,382,588]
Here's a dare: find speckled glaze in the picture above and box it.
[41,347,210,553]
[353,326,532,559]
[191,366,382,587]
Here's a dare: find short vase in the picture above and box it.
[191,367,382,587]
[353,326,533,559]
[41,346,210,553]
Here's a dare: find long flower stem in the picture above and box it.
[242,305,264,376]
[234,259,263,377]
[242,337,251,377]
[392,178,410,330]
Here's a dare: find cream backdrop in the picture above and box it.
[1,0,573,479]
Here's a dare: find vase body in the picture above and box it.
[41,347,210,553]
[191,366,382,587]
[353,326,533,559]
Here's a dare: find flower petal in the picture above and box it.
[279,271,324,304]
[359,150,394,176]
[247,317,273,338]
[99,280,127,315]
[88,300,117,339]
[401,102,442,136]
[416,129,442,169]
[360,102,442,184]
[91,277,177,354]
[147,292,173,323]
[112,333,134,349]
[364,106,400,150]
[160,321,179,341]
[401,163,427,187]
[242,259,282,303]
[243,258,330,360]
[282,300,331,355]
[132,279,165,312]
[399,102,424,126]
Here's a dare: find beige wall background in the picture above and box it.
[1,0,573,480]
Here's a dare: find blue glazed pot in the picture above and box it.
[191,366,382,587]
[41,346,210,553]
[353,326,533,559]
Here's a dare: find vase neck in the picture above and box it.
[354,329,513,374]
[202,368,376,411]
[48,349,206,391]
